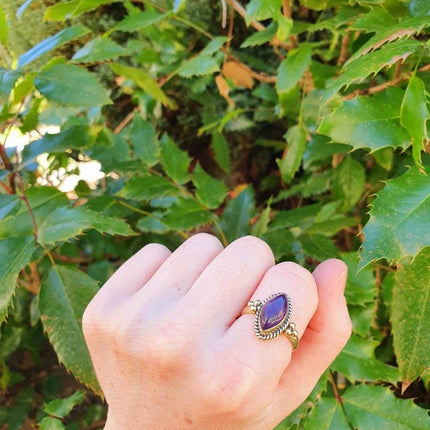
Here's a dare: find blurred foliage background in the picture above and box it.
[0,0,429,428]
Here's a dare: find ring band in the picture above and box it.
[241,293,299,350]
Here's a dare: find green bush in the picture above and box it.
[0,0,429,428]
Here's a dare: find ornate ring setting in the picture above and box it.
[241,293,299,350]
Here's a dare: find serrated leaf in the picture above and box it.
[326,40,422,99]
[21,125,93,168]
[37,206,134,245]
[160,134,191,184]
[219,186,255,242]
[331,334,398,383]
[44,0,117,21]
[360,167,430,267]
[113,10,167,32]
[38,417,65,430]
[400,75,429,169]
[0,236,35,322]
[392,247,430,384]
[111,63,169,106]
[18,25,89,68]
[178,55,220,78]
[211,132,230,173]
[276,124,307,183]
[35,64,110,107]
[117,176,178,201]
[192,164,227,209]
[345,16,430,66]
[39,266,100,394]
[245,0,282,25]
[342,384,429,429]
[43,391,85,419]
[130,116,159,167]
[276,45,312,94]
[72,37,128,63]
[303,396,350,430]
[200,37,228,55]
[333,157,366,211]
[241,23,277,48]
[319,88,410,151]
[0,195,21,220]
[298,234,339,261]
[163,198,213,230]
[351,8,397,32]
[137,216,169,233]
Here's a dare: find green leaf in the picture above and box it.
[0,195,21,220]
[360,167,430,267]
[211,132,230,173]
[192,164,227,209]
[18,25,90,67]
[409,0,430,17]
[37,207,134,245]
[342,384,430,429]
[276,14,293,41]
[400,75,429,169]
[160,134,191,184]
[345,16,430,66]
[39,266,101,394]
[130,116,159,167]
[241,23,277,48]
[298,234,339,261]
[276,124,307,183]
[21,125,93,168]
[137,216,169,234]
[43,391,85,419]
[331,334,399,383]
[35,64,111,107]
[117,176,178,201]
[44,0,117,21]
[251,201,272,237]
[178,55,220,78]
[342,252,376,305]
[111,63,169,106]
[113,10,167,32]
[38,417,65,430]
[0,237,35,322]
[0,69,21,98]
[72,37,128,63]
[245,0,282,25]
[200,36,229,55]
[392,247,430,384]
[325,40,422,99]
[219,186,255,242]
[276,45,312,94]
[318,88,410,151]
[5,387,35,430]
[303,396,350,430]
[351,8,397,32]
[262,229,294,261]
[163,198,213,230]
[0,7,8,45]
[333,157,366,211]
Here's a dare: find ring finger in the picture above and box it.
[223,261,318,390]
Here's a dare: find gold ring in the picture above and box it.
[241,293,299,350]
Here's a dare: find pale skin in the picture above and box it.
[82,233,352,430]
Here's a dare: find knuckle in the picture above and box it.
[82,299,103,337]
[140,242,172,257]
[204,354,258,413]
[235,236,275,265]
[275,261,316,288]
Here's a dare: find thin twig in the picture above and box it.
[51,253,92,264]
[17,175,39,243]
[221,0,227,29]
[282,0,291,18]
[213,218,228,246]
[226,0,265,31]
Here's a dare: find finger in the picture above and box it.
[223,261,318,392]
[184,236,275,329]
[273,259,351,415]
[133,233,224,302]
[92,242,171,305]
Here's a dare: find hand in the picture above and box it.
[82,234,351,430]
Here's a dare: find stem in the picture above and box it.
[213,218,228,246]
[328,370,342,403]
[17,175,38,243]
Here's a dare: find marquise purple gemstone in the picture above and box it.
[259,294,288,331]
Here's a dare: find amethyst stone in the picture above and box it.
[259,294,288,332]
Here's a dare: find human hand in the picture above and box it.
[82,234,351,430]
